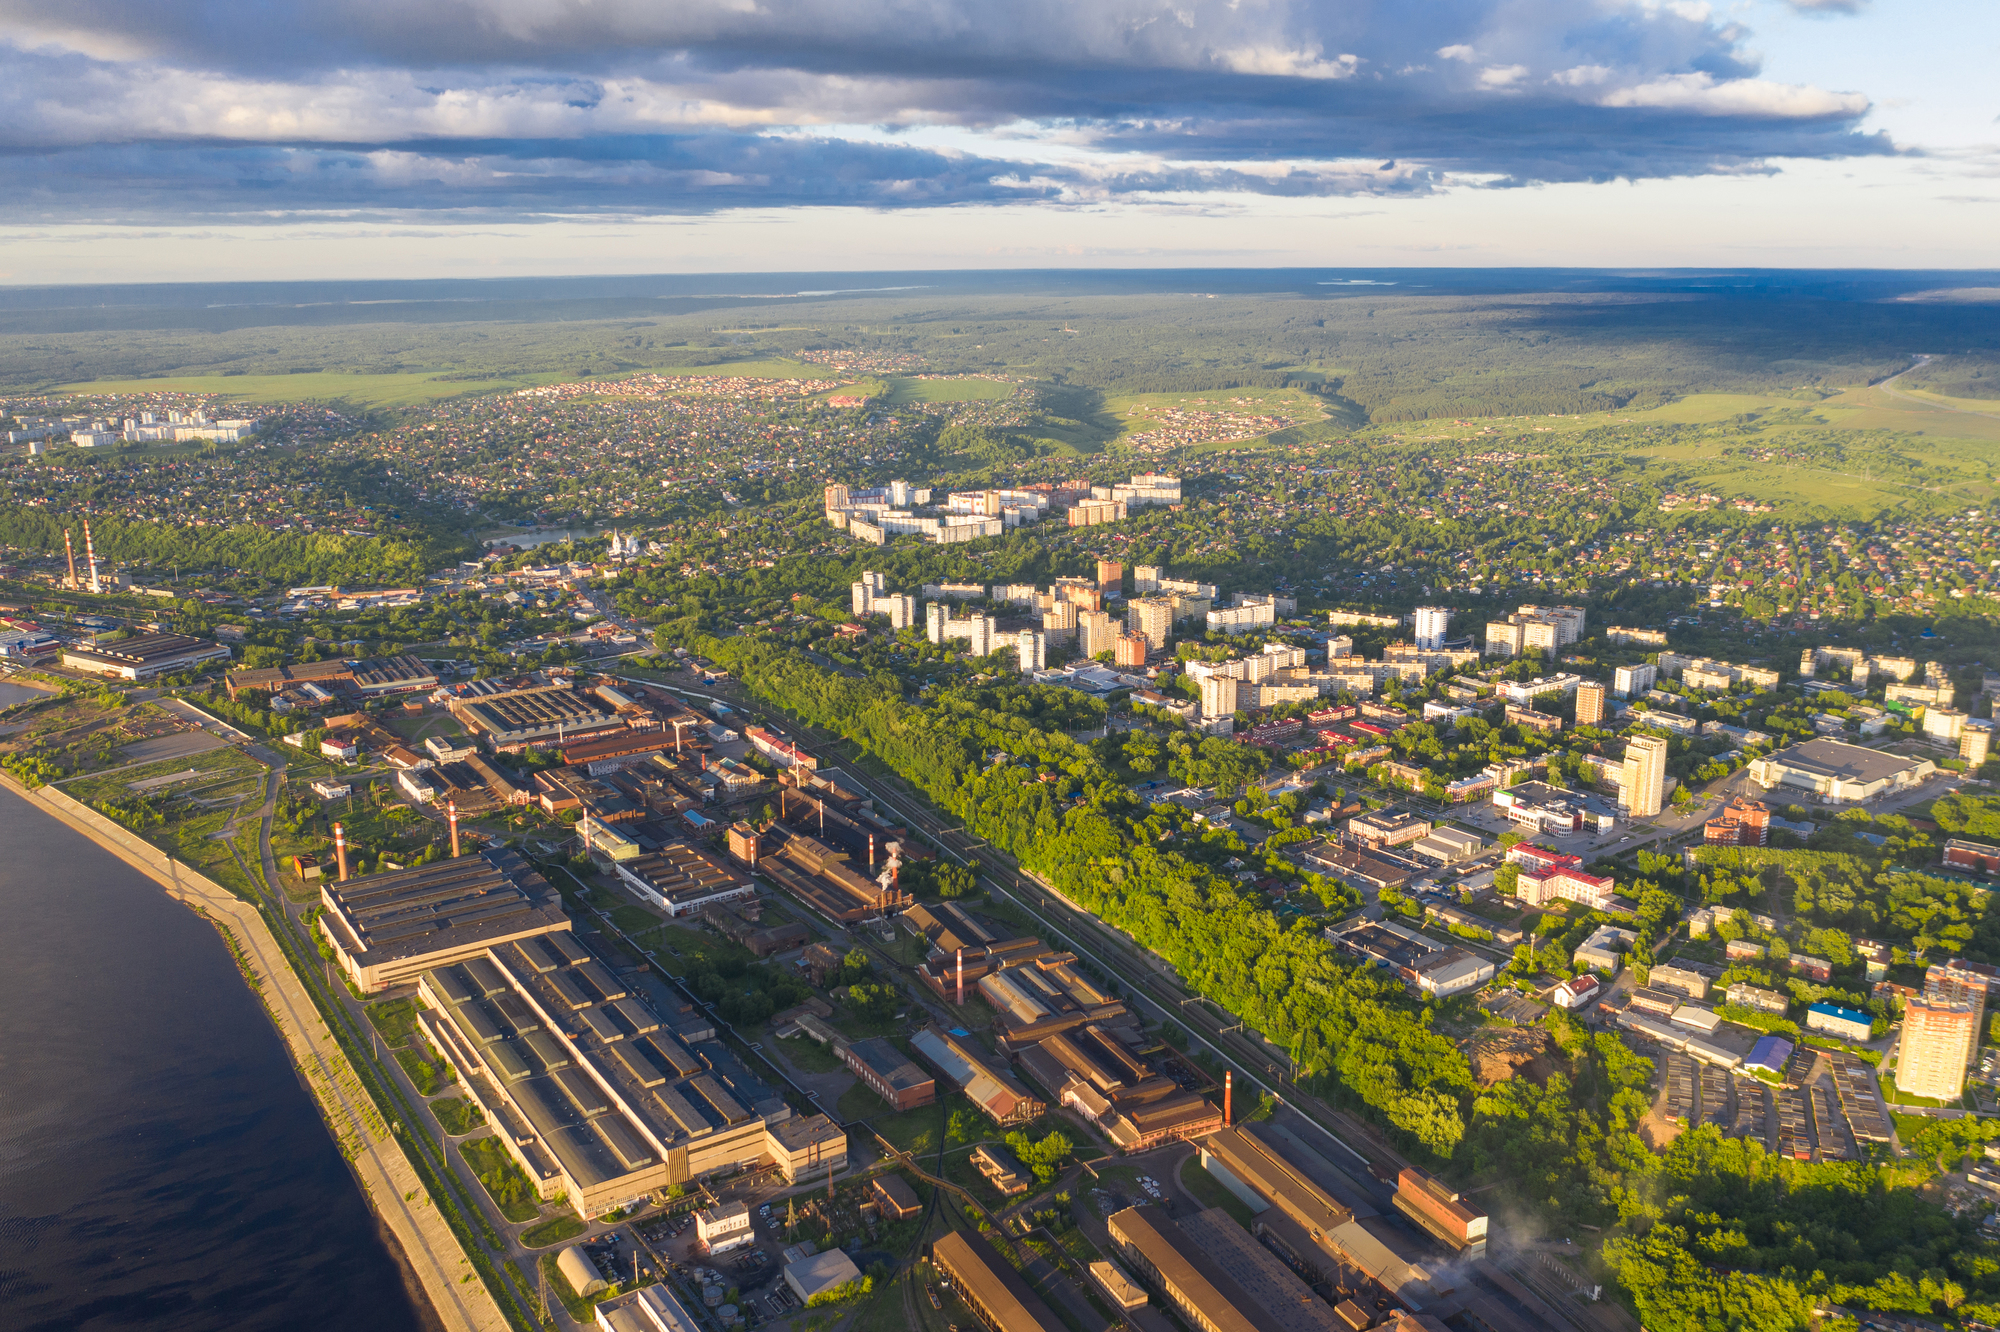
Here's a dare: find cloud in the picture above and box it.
[1601,73,1868,119]
[1784,0,1868,12]
[0,0,1895,222]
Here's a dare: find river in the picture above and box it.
[0,789,429,1332]
[0,679,56,709]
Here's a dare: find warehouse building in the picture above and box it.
[451,683,629,752]
[62,631,232,681]
[225,653,438,701]
[316,848,570,995]
[783,1248,862,1303]
[1748,738,1935,804]
[612,843,755,917]
[910,1025,1044,1126]
[592,1284,706,1332]
[838,1036,936,1112]
[1109,1204,1338,1332]
[931,1229,1069,1332]
[416,934,846,1218]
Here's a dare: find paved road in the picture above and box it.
[1876,355,2000,423]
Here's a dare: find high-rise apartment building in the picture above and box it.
[824,483,851,512]
[849,570,887,616]
[1133,564,1162,593]
[1621,734,1669,818]
[883,594,916,630]
[1518,605,1587,644]
[1613,663,1658,697]
[1114,633,1150,668]
[1200,675,1244,720]
[1126,597,1175,651]
[1041,600,1078,643]
[1077,610,1116,660]
[1096,560,1124,599]
[1899,998,1979,1100]
[925,601,947,645]
[1575,681,1607,727]
[1484,620,1525,658]
[1414,606,1451,651]
[1521,618,1562,653]
[1014,630,1046,673]
[1926,959,1998,1016]
[1964,725,1994,769]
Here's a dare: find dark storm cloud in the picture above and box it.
[0,0,1891,221]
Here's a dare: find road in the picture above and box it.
[1876,355,2000,423]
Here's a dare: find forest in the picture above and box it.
[0,506,451,587]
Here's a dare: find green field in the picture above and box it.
[882,375,1018,404]
[55,371,571,407]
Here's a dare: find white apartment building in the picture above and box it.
[1414,606,1451,650]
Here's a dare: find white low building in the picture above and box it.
[695,1200,754,1255]
[782,1248,863,1304]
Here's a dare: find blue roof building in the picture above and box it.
[1746,1034,1794,1075]
[1805,1002,1873,1042]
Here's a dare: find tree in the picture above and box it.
[1005,1129,1074,1185]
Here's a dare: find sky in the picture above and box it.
[0,0,1993,282]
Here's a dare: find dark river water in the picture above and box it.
[0,789,429,1332]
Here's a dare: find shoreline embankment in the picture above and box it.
[0,772,507,1332]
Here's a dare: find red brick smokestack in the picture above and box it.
[956,948,964,1006]
[1225,1070,1233,1126]
[334,823,349,882]
[448,801,460,858]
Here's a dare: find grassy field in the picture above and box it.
[882,376,1017,404]
[461,1135,542,1222]
[1377,386,2000,449]
[367,998,421,1048]
[432,1097,486,1136]
[521,1214,587,1248]
[55,371,569,407]
[1356,385,2000,517]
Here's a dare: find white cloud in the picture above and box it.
[1215,46,1360,79]
[1478,64,1529,89]
[1602,73,1868,119]
[1549,65,1614,87]
[1436,44,1477,61]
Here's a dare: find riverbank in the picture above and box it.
[0,771,509,1332]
